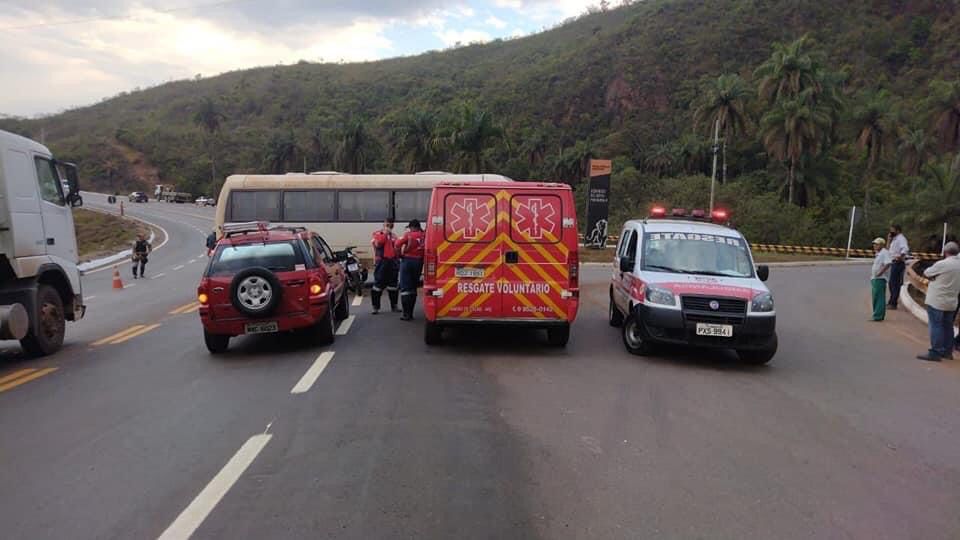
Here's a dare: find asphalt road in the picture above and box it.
[1,200,958,539]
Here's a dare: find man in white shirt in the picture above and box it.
[917,242,960,362]
[887,224,910,309]
[870,237,892,321]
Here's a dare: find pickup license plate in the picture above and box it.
[696,323,733,337]
[245,321,279,335]
[347,263,359,272]
[455,267,485,278]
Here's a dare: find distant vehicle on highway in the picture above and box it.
[195,196,214,207]
[197,221,350,353]
[128,191,148,203]
[155,184,191,203]
[609,207,777,364]
[422,181,580,347]
[213,172,512,262]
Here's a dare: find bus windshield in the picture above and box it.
[642,231,754,278]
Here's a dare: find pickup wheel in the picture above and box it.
[546,324,570,347]
[424,322,442,345]
[314,305,335,346]
[204,331,230,354]
[622,313,653,356]
[20,285,65,357]
[334,288,349,321]
[738,335,778,365]
[608,292,624,327]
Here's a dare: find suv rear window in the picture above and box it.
[209,241,305,276]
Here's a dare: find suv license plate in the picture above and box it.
[347,263,359,272]
[696,323,733,337]
[245,321,279,335]
[455,267,485,278]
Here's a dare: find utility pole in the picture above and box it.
[709,118,720,213]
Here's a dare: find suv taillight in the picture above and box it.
[568,250,579,288]
[197,279,210,305]
[425,248,437,281]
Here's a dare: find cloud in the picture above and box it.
[485,15,508,29]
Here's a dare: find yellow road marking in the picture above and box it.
[110,323,162,345]
[92,325,147,346]
[0,368,36,385]
[170,302,201,315]
[0,367,58,393]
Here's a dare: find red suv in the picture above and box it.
[197,223,349,353]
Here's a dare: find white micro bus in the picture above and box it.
[214,172,512,259]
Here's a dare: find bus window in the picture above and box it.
[338,190,389,222]
[230,191,280,222]
[283,190,335,222]
[394,190,431,222]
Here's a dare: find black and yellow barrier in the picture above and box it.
[749,243,943,261]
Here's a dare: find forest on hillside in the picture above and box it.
[1,0,959,248]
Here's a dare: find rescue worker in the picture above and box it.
[395,219,426,321]
[131,233,152,279]
[370,218,400,314]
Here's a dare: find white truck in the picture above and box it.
[0,130,85,356]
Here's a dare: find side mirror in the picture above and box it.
[756,265,769,282]
[60,162,82,206]
[619,257,634,273]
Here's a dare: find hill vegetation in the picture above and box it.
[3,0,960,248]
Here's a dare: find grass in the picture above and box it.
[578,247,844,264]
[73,208,150,262]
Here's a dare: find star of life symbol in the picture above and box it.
[449,198,493,239]
[514,198,557,240]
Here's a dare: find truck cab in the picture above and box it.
[0,129,85,356]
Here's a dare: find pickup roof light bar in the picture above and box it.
[648,206,730,224]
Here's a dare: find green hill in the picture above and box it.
[3,0,959,246]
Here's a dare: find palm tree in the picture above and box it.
[446,104,504,173]
[693,74,752,182]
[193,97,226,184]
[916,153,960,227]
[644,143,676,177]
[334,119,375,174]
[760,90,832,204]
[898,127,931,177]
[551,140,595,184]
[753,34,822,104]
[520,127,549,167]
[852,89,898,209]
[391,110,441,173]
[926,78,960,152]
[263,131,297,174]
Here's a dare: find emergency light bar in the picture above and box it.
[222,221,270,236]
[648,206,730,224]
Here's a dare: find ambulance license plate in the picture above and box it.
[245,321,279,335]
[696,323,733,337]
[455,267,485,278]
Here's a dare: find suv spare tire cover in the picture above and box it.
[230,267,283,317]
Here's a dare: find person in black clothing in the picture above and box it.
[132,233,152,279]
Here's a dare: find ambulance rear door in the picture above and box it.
[434,190,503,320]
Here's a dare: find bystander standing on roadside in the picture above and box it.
[917,241,960,362]
[869,237,892,322]
[131,233,152,279]
[887,224,910,310]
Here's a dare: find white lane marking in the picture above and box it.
[86,295,97,301]
[351,294,363,307]
[174,265,185,271]
[188,258,197,264]
[290,352,335,394]
[157,433,273,540]
[123,283,137,289]
[336,315,355,336]
[151,273,166,280]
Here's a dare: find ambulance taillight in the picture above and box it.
[425,248,437,280]
[568,250,579,288]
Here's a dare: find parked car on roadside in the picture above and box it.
[128,191,148,203]
[197,221,350,353]
[195,196,214,207]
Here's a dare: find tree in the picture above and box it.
[693,74,752,182]
[760,90,832,204]
[551,140,595,184]
[263,131,297,174]
[926,79,960,153]
[916,153,960,227]
[193,97,226,185]
[644,143,676,177]
[390,110,442,173]
[753,35,822,104]
[852,89,898,209]
[334,119,376,174]
[445,104,504,173]
[898,127,931,177]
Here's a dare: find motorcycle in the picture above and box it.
[340,246,367,296]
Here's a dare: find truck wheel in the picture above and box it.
[334,289,350,321]
[546,324,570,347]
[424,322,442,345]
[622,313,653,356]
[738,335,777,365]
[204,331,230,354]
[314,306,335,346]
[608,293,624,327]
[20,285,65,357]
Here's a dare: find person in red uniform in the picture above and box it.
[370,218,400,314]
[395,219,426,321]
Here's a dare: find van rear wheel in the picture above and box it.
[424,322,442,345]
[546,324,570,347]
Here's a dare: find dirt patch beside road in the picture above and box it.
[74,208,151,262]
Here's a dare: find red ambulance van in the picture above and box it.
[422,181,579,346]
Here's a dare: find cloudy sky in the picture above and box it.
[0,0,597,117]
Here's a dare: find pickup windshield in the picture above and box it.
[642,231,754,278]
[209,241,304,276]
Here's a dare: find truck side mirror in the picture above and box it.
[756,265,769,282]
[59,161,82,206]
[619,257,634,273]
